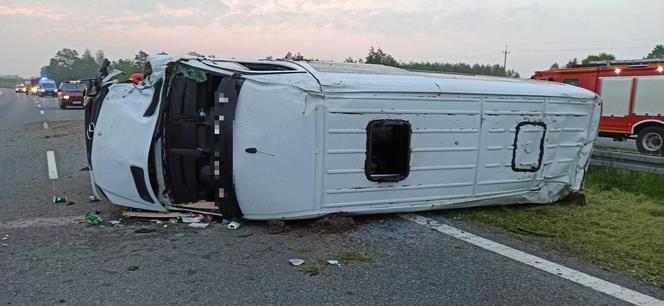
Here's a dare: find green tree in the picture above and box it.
[581,52,615,65]
[565,58,578,68]
[187,51,204,57]
[344,56,356,63]
[550,62,560,69]
[284,51,305,61]
[365,46,398,67]
[134,50,149,72]
[645,44,664,59]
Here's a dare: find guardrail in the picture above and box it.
[591,149,664,175]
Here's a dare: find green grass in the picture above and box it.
[442,166,664,288]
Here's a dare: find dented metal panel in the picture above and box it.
[87,56,601,220]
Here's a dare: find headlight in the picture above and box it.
[64,96,70,100]
[40,89,45,92]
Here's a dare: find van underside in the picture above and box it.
[157,71,244,218]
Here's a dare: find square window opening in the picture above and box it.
[365,119,411,182]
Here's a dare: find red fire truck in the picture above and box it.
[532,58,664,154]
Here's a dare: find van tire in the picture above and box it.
[636,126,664,155]
[59,103,66,109]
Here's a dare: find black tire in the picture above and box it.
[635,126,664,155]
[59,103,66,109]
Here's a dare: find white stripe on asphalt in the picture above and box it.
[46,151,58,179]
[43,122,49,130]
[401,214,663,306]
[39,110,44,115]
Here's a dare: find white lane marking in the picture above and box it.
[401,214,664,306]
[46,151,58,179]
[39,110,44,115]
[43,122,49,130]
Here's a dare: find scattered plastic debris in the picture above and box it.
[227,221,241,230]
[85,211,103,225]
[66,201,75,206]
[181,216,203,223]
[288,258,305,266]
[326,260,341,267]
[88,196,101,202]
[168,218,179,224]
[109,219,122,226]
[149,219,162,225]
[53,195,67,203]
[188,222,209,229]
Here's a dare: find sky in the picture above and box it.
[0,0,663,78]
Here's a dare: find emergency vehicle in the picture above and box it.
[532,58,664,154]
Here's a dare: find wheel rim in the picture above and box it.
[642,132,663,152]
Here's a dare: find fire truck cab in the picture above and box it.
[532,58,664,154]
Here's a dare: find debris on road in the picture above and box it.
[85,211,103,225]
[88,196,100,202]
[121,210,187,219]
[66,201,75,206]
[288,258,305,266]
[227,221,241,230]
[188,222,209,229]
[109,219,122,226]
[326,260,341,267]
[52,195,67,203]
[149,219,162,225]
[181,216,203,223]
[127,266,139,271]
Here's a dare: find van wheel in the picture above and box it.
[636,126,664,155]
[59,103,66,109]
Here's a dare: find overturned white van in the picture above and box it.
[84,56,601,220]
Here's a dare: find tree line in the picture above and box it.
[33,43,664,85]
[550,44,664,69]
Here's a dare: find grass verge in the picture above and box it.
[441,166,664,288]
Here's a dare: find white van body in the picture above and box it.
[86,56,601,220]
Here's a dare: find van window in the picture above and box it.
[563,78,580,87]
[365,119,411,182]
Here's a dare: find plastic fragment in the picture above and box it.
[227,221,241,230]
[109,219,122,226]
[53,195,67,203]
[326,260,341,267]
[188,222,209,229]
[182,216,203,223]
[288,258,305,266]
[149,219,162,225]
[88,196,101,202]
[85,211,103,225]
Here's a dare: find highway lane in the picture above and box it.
[0,89,661,305]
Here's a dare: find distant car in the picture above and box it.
[38,80,57,97]
[57,82,85,108]
[15,84,26,93]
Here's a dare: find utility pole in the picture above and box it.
[502,45,510,74]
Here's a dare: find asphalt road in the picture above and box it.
[0,88,662,305]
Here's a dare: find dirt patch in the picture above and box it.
[266,215,358,235]
[19,120,83,140]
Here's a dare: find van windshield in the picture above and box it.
[40,83,56,89]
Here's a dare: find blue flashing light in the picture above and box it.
[40,77,48,81]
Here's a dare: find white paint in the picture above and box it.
[39,110,44,115]
[401,214,664,306]
[42,122,48,130]
[46,151,58,179]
